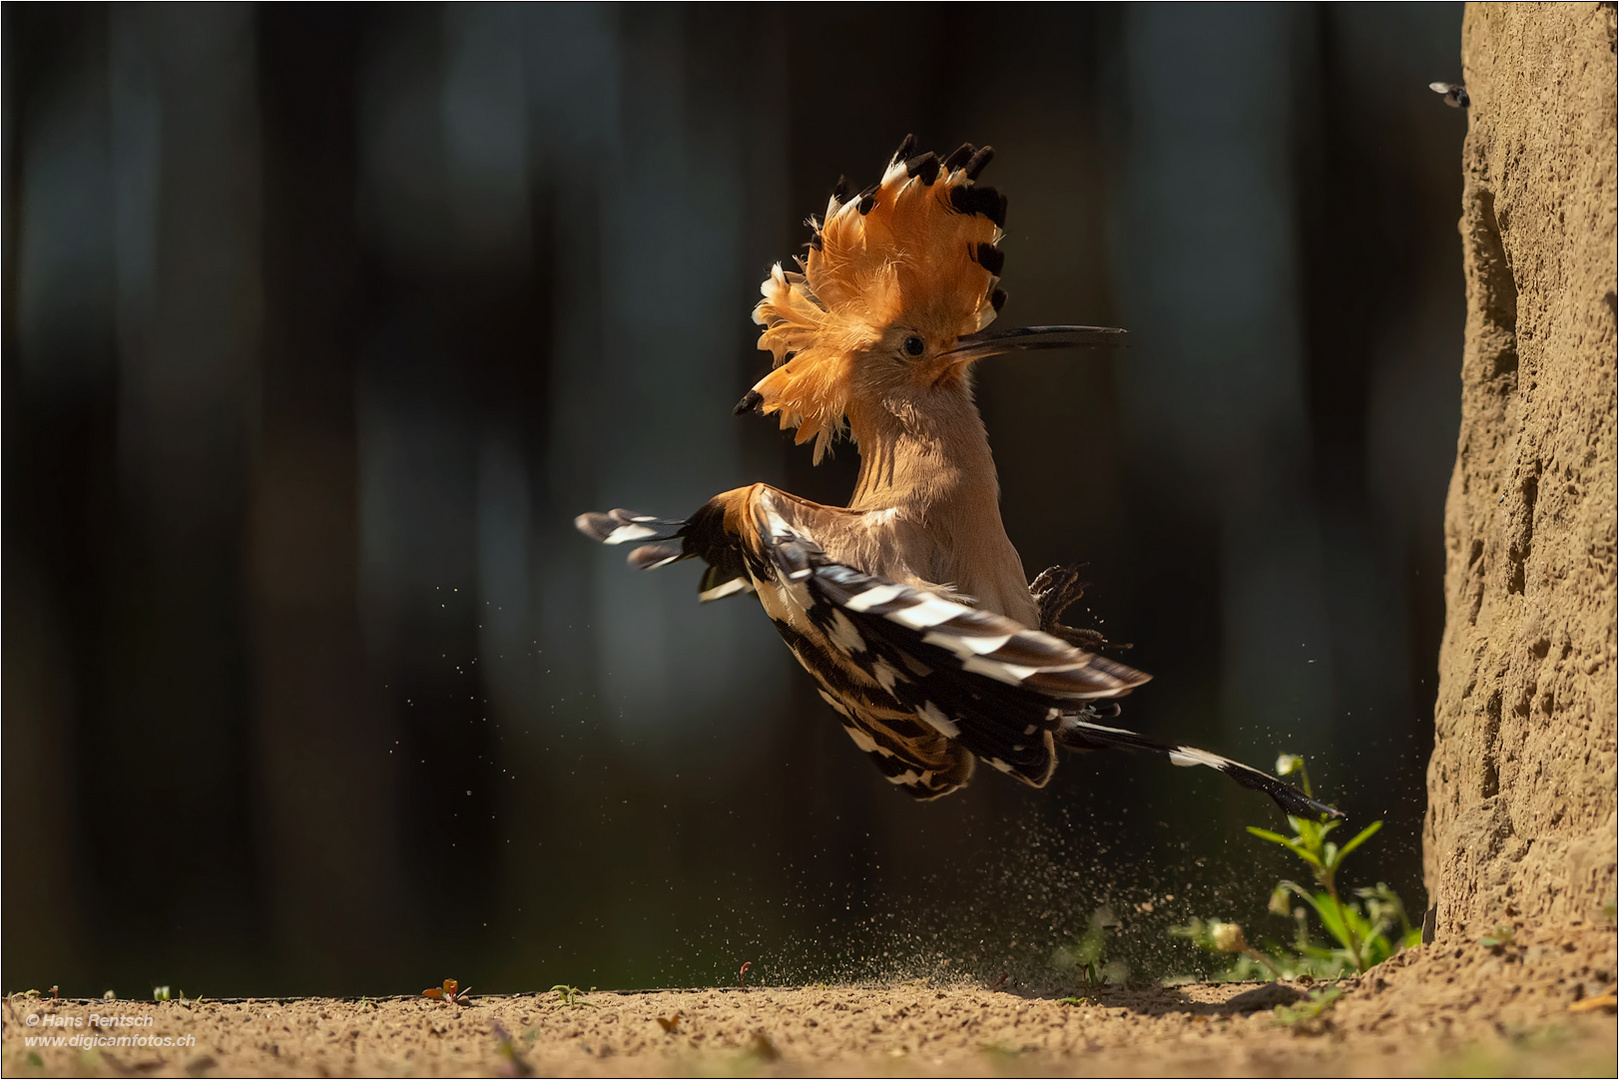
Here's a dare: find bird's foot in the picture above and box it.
[1031,563,1118,652]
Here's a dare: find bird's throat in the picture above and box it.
[845,392,997,516]
[844,391,1037,625]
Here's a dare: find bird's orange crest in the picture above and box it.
[749,136,1008,463]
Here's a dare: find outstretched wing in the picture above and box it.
[576,504,756,602]
[746,493,1148,795]
[575,486,1341,819]
[774,612,977,799]
[578,490,974,796]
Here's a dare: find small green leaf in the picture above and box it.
[1306,893,1352,950]
[1272,986,1343,1028]
[1291,846,1325,870]
[1279,880,1315,903]
[1246,827,1293,846]
[1334,821,1383,863]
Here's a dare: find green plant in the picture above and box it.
[549,984,597,1009]
[1050,906,1129,985]
[490,1020,534,1077]
[1272,986,1342,1033]
[1244,755,1421,975]
[1168,918,1286,981]
[1175,754,1421,980]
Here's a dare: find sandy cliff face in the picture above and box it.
[1426,2,1618,938]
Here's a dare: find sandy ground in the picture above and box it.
[4,924,1613,1078]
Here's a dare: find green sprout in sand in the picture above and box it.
[1176,754,1421,979]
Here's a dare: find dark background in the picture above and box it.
[4,3,1465,996]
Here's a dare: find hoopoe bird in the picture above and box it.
[577,137,1338,820]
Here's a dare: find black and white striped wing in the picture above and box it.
[576,490,1342,819]
[748,498,1147,794]
[576,505,756,601]
[770,615,977,798]
[749,500,1341,818]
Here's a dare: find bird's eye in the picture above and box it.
[902,336,925,357]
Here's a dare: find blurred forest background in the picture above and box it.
[4,4,1465,995]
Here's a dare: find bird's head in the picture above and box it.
[739,136,1125,463]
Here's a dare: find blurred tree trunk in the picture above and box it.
[1426,2,1616,939]
[251,8,406,989]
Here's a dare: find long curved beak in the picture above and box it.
[941,324,1128,364]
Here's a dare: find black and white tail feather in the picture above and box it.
[575,494,1341,820]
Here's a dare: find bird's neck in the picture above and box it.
[845,387,1036,624]
[846,390,999,515]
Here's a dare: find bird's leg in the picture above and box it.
[1030,563,1112,652]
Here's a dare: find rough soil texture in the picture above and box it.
[1425,1,1619,941]
[4,925,1614,1077]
